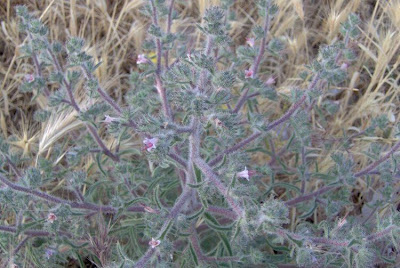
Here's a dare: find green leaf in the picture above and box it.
[63,239,89,249]
[219,233,233,256]
[95,153,107,176]
[153,185,163,209]
[286,234,303,247]
[299,201,317,219]
[205,217,237,231]
[116,241,130,261]
[215,154,227,170]
[159,219,173,240]
[74,251,86,268]
[188,181,205,188]
[273,182,301,193]
[187,206,205,220]
[203,212,220,225]
[124,197,150,207]
[265,238,290,253]
[189,243,199,266]
[230,218,241,241]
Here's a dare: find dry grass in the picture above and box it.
[0,0,399,259]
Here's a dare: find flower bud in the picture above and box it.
[246,37,255,48]
[245,69,254,79]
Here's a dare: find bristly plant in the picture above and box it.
[1,0,400,267]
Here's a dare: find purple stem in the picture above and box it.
[164,0,175,68]
[208,132,262,167]
[81,65,122,114]
[252,3,271,77]
[47,48,80,111]
[194,157,244,218]
[206,205,238,220]
[366,226,396,241]
[134,187,193,268]
[167,152,187,168]
[0,174,145,214]
[13,236,30,255]
[25,31,50,97]
[285,138,400,207]
[5,155,22,177]
[354,140,400,177]
[209,74,320,167]
[0,225,72,238]
[285,185,338,207]
[150,0,173,119]
[86,124,119,162]
[232,2,271,113]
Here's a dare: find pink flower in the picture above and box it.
[214,118,223,128]
[337,217,347,229]
[149,237,161,249]
[25,74,35,83]
[245,69,254,79]
[340,62,348,70]
[143,137,158,152]
[246,37,255,48]
[236,166,256,181]
[266,76,275,85]
[47,213,57,223]
[136,54,149,65]
[104,115,118,124]
[144,206,158,214]
[11,264,18,268]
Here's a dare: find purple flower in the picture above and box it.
[245,69,254,79]
[25,74,35,83]
[236,166,256,181]
[45,248,56,259]
[47,213,57,223]
[149,237,161,249]
[104,115,118,124]
[246,37,255,47]
[340,62,348,70]
[143,138,158,152]
[137,54,149,65]
[266,76,275,85]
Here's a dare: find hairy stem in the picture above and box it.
[134,187,192,268]
[25,31,50,97]
[209,74,320,167]
[354,140,400,177]
[150,0,173,119]
[86,124,119,162]
[194,157,244,218]
[0,225,72,238]
[285,185,339,207]
[4,155,22,178]
[232,2,271,113]
[0,174,145,214]
[164,0,175,68]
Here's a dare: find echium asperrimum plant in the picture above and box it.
[1,1,400,267]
